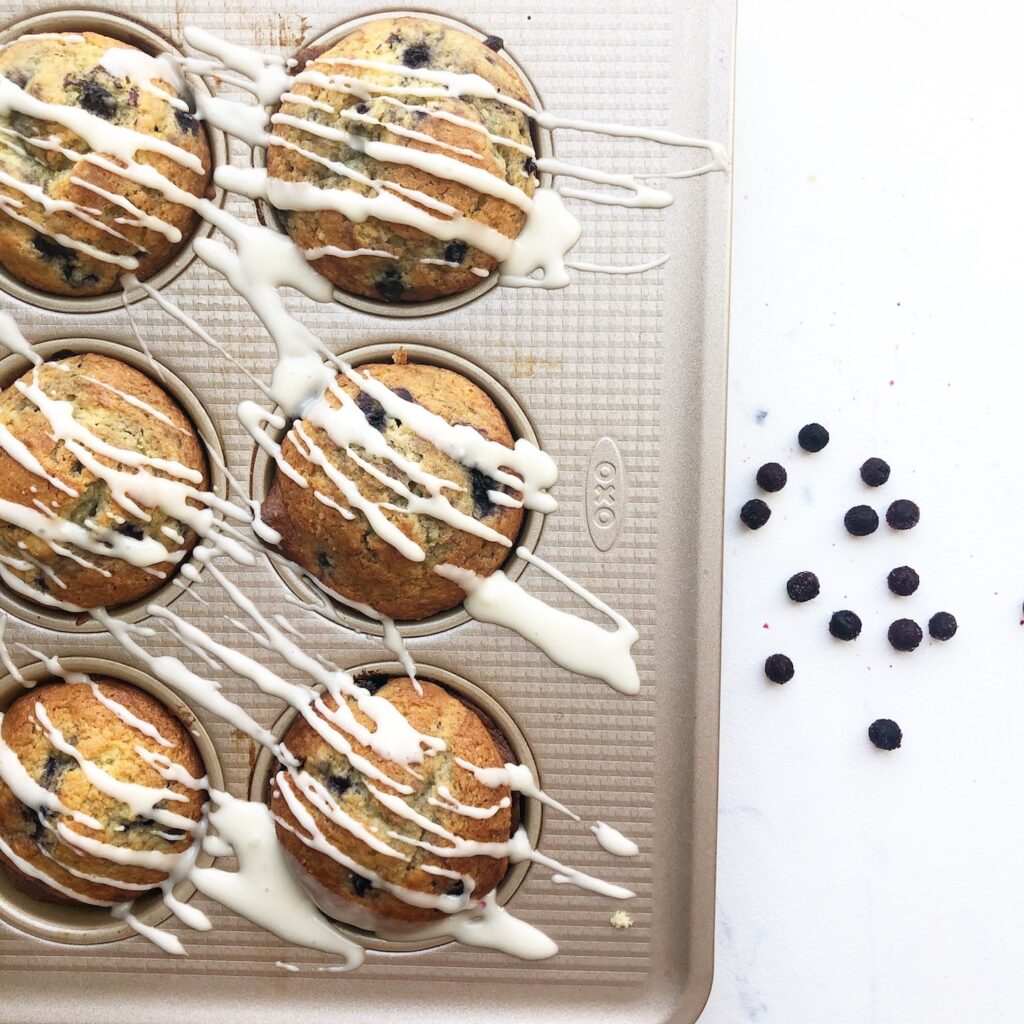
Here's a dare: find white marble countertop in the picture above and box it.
[700,1,1024,1020]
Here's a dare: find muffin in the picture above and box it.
[0,678,205,905]
[271,676,515,928]
[0,352,208,611]
[261,358,523,621]
[0,31,211,296]
[267,17,537,302]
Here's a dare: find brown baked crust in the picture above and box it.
[0,678,205,904]
[271,677,512,925]
[261,360,523,621]
[0,32,212,296]
[267,16,537,302]
[0,352,208,611]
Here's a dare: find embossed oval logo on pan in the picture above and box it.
[586,437,626,551]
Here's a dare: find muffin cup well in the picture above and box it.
[0,9,228,314]
[0,336,229,633]
[249,660,542,954]
[0,656,224,945]
[251,9,552,319]
[249,342,545,639]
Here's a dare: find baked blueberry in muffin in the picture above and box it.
[267,16,537,302]
[260,357,523,621]
[0,352,208,611]
[0,678,205,904]
[270,676,516,928]
[0,31,212,296]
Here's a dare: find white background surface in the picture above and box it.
[701,2,1024,1021]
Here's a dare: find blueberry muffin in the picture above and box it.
[0,352,208,611]
[0,31,211,296]
[0,678,205,905]
[268,17,537,302]
[271,676,515,928]
[261,358,523,621]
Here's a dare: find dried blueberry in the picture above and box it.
[483,35,504,52]
[755,462,787,492]
[116,522,145,541]
[31,233,98,286]
[829,610,862,641]
[740,498,771,530]
[40,753,71,789]
[73,79,117,120]
[868,718,902,750]
[928,611,957,641]
[174,109,199,135]
[470,468,498,517]
[355,103,369,114]
[786,571,820,603]
[5,70,28,88]
[798,422,829,452]
[391,387,413,404]
[887,566,920,596]
[316,550,333,573]
[860,457,890,487]
[443,240,468,264]
[888,618,923,651]
[886,499,920,530]
[445,879,466,897]
[374,267,406,299]
[844,505,879,536]
[764,654,794,684]
[402,43,431,68]
[349,872,372,897]
[355,390,387,431]
[523,157,537,176]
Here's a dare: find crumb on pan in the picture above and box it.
[610,910,633,929]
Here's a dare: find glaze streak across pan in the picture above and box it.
[0,1,734,1022]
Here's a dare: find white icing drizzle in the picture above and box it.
[454,758,579,821]
[436,547,640,695]
[592,821,640,857]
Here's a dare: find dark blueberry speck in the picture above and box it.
[860,457,890,487]
[327,773,351,797]
[483,35,504,52]
[316,550,333,573]
[886,499,920,530]
[887,566,919,596]
[470,468,498,518]
[174,109,199,135]
[355,103,369,114]
[356,390,387,431]
[786,571,820,603]
[740,498,770,530]
[868,718,902,750]
[391,387,413,404]
[445,880,465,897]
[443,240,468,264]
[928,612,957,641]
[74,79,118,120]
[374,267,406,299]
[844,505,879,536]
[355,673,390,696]
[350,872,372,897]
[402,43,431,68]
[764,654,794,684]
[40,753,68,789]
[798,422,829,452]
[116,522,144,541]
[756,462,787,492]
[4,70,28,89]
[829,610,862,641]
[523,157,537,176]
[888,618,923,652]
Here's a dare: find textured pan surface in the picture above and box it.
[0,1,734,1022]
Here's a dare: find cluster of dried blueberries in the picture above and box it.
[744,423,958,751]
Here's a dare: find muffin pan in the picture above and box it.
[0,656,224,944]
[0,2,733,1024]
[0,9,228,315]
[252,9,553,319]
[0,337,229,632]
[249,661,542,953]
[250,342,545,638]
